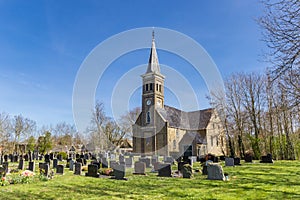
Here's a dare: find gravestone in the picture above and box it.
[125,157,133,168]
[134,161,146,175]
[139,157,151,168]
[69,160,75,171]
[178,161,185,173]
[56,165,64,174]
[39,163,49,176]
[91,161,101,169]
[119,154,125,165]
[101,158,108,168]
[24,154,29,161]
[234,157,241,165]
[50,153,54,160]
[164,156,174,165]
[85,164,99,177]
[189,156,197,164]
[74,162,82,175]
[158,163,172,177]
[110,154,116,160]
[45,154,50,164]
[4,155,8,162]
[114,164,126,180]
[202,165,208,175]
[3,162,9,173]
[225,157,234,167]
[76,158,83,166]
[53,159,58,169]
[260,154,274,163]
[13,155,18,163]
[28,161,35,171]
[207,163,225,181]
[153,162,161,172]
[182,164,193,178]
[244,154,253,163]
[151,157,158,166]
[110,160,118,170]
[18,159,24,170]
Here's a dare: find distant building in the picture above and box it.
[132,32,225,157]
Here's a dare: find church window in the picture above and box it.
[159,85,162,92]
[217,137,219,146]
[146,111,150,123]
[173,140,176,149]
[211,136,213,146]
[150,83,153,91]
[156,83,158,91]
[146,84,148,91]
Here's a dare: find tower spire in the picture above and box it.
[146,30,160,74]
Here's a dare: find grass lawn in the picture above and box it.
[1,160,300,199]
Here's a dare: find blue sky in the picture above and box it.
[0,0,267,130]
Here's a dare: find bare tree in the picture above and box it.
[259,0,300,76]
[118,107,141,139]
[0,112,11,153]
[259,0,300,107]
[11,115,36,152]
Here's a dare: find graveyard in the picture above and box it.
[0,153,300,199]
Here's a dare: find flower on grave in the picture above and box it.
[22,170,35,177]
[1,177,6,181]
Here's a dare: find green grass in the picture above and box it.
[1,160,300,199]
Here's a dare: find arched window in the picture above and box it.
[173,140,176,149]
[146,111,150,123]
[150,83,153,91]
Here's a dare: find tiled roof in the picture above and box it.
[157,105,213,130]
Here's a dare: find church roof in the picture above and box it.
[157,105,213,130]
[146,31,161,74]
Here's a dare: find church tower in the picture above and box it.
[141,31,165,127]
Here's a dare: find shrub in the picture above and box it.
[57,152,68,160]
[182,164,193,178]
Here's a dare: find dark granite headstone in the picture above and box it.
[85,164,99,177]
[234,157,241,165]
[18,159,24,170]
[53,159,58,169]
[260,154,274,163]
[28,161,35,171]
[91,161,101,169]
[244,154,253,162]
[74,162,82,175]
[56,164,64,174]
[158,163,172,177]
[4,155,8,162]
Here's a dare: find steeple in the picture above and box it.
[146,30,160,74]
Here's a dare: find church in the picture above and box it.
[132,33,225,158]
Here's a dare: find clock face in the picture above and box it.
[157,99,161,106]
[146,99,151,105]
